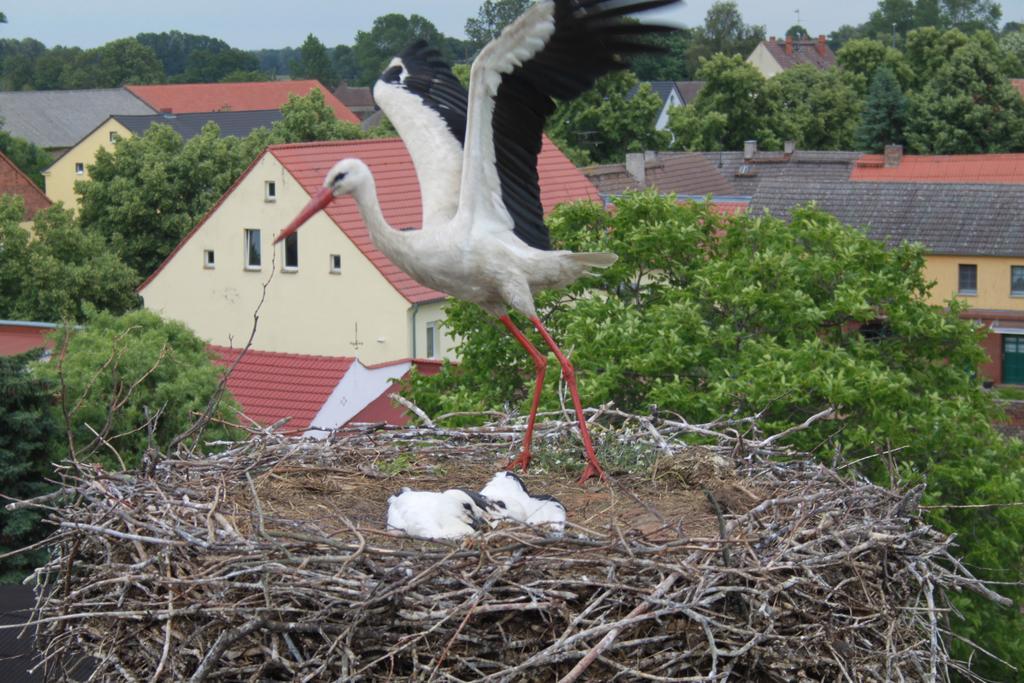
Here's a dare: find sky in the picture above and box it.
[11,0,1019,52]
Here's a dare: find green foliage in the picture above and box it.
[464,0,533,54]
[766,65,864,149]
[1001,28,1024,71]
[630,29,694,81]
[546,72,670,165]
[668,54,779,151]
[836,38,914,92]
[685,1,766,73]
[0,129,51,188]
[135,31,263,83]
[60,38,164,88]
[0,350,60,583]
[0,198,138,322]
[855,66,908,150]
[34,309,240,472]
[76,90,363,278]
[291,34,337,89]
[405,193,1024,675]
[352,14,448,86]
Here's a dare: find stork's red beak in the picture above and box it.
[274,186,334,244]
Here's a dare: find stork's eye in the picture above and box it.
[332,172,347,185]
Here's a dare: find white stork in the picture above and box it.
[480,471,566,533]
[386,487,494,540]
[276,0,679,484]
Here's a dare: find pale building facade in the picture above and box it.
[42,118,131,210]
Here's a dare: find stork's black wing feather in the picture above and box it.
[492,0,679,251]
[393,41,469,145]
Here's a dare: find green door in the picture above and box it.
[1003,335,1024,384]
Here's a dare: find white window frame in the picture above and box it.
[244,229,262,270]
[265,180,277,202]
[74,162,84,175]
[109,131,119,143]
[425,321,439,359]
[330,254,342,274]
[282,233,298,272]
[958,263,977,296]
[203,249,215,269]
[1012,265,1024,297]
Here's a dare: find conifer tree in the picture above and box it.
[855,65,908,151]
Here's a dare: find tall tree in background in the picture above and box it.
[60,38,163,88]
[686,1,765,72]
[854,65,908,150]
[630,29,693,80]
[0,130,52,188]
[291,33,337,88]
[352,14,446,85]
[332,45,360,84]
[767,65,863,149]
[786,24,810,39]
[836,38,914,94]
[941,0,1002,32]
[863,0,917,40]
[136,31,233,77]
[1002,28,1024,72]
[464,0,533,53]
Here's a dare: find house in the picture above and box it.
[0,320,57,355]
[125,81,359,123]
[210,345,441,435]
[42,109,283,210]
[1011,79,1024,99]
[746,35,837,78]
[0,88,156,157]
[332,81,376,120]
[138,137,599,365]
[627,81,705,132]
[0,150,51,223]
[751,149,1024,384]
[703,141,863,196]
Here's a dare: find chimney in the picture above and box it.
[784,140,796,156]
[817,35,827,57]
[884,144,903,168]
[743,139,757,160]
[644,150,658,163]
[769,35,776,43]
[625,152,646,187]
[785,35,793,56]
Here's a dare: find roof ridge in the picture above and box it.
[267,138,402,152]
[208,344,355,363]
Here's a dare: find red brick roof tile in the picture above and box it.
[760,36,836,71]
[126,81,359,123]
[0,150,51,220]
[209,345,354,431]
[851,153,1024,184]
[270,136,600,303]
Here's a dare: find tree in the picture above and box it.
[1000,28,1024,73]
[33,309,241,471]
[941,0,1002,32]
[291,34,337,89]
[0,350,60,582]
[352,14,447,85]
[465,0,533,53]
[403,192,1024,676]
[855,65,908,150]
[0,129,51,188]
[61,38,163,88]
[136,31,234,77]
[668,53,778,151]
[863,0,917,40]
[686,1,766,72]
[785,24,809,40]
[0,198,139,322]
[836,38,914,93]
[767,65,863,150]
[76,90,364,278]
[546,71,669,165]
[904,29,1024,152]
[332,45,360,84]
[179,47,263,83]
[630,29,694,81]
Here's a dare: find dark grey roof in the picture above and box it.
[750,177,1024,256]
[0,88,155,150]
[112,109,282,141]
[584,152,738,196]
[627,81,680,107]
[675,81,705,104]
[702,150,863,196]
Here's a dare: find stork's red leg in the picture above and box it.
[529,316,606,484]
[499,315,547,474]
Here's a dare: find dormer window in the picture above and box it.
[265,181,277,202]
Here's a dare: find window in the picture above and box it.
[283,233,298,270]
[265,181,276,202]
[1012,266,1024,296]
[330,254,342,273]
[109,131,120,143]
[425,321,439,359]
[244,229,261,269]
[958,264,977,295]
[74,162,84,175]
[203,249,215,269]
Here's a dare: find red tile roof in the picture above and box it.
[0,322,55,356]
[759,36,836,71]
[126,81,359,123]
[210,345,354,431]
[269,136,601,303]
[1012,79,1024,99]
[0,150,51,220]
[851,153,1024,184]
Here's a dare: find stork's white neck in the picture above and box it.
[351,173,410,261]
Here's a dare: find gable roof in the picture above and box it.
[750,177,1024,257]
[333,81,376,114]
[757,36,837,71]
[583,152,738,196]
[628,81,681,107]
[112,109,283,141]
[210,345,354,431]
[851,153,1024,184]
[704,150,863,196]
[0,149,52,220]
[125,81,359,123]
[0,88,156,150]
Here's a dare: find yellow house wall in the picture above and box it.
[411,300,458,361]
[924,254,1024,310]
[746,44,784,78]
[42,119,131,211]
[140,153,437,365]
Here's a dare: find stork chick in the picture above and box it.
[387,487,491,540]
[480,472,566,533]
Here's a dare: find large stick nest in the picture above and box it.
[12,409,1011,681]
